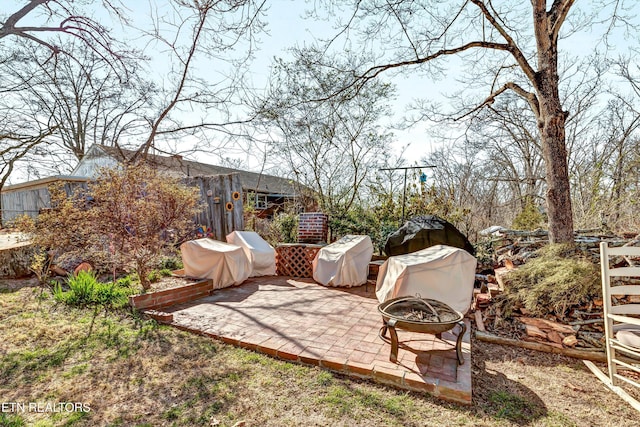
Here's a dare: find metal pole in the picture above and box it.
[401,168,407,223]
[379,165,436,224]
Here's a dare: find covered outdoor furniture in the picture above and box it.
[312,235,374,287]
[226,230,276,276]
[584,242,640,412]
[180,238,250,288]
[375,245,477,314]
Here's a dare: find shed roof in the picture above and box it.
[77,145,301,197]
[2,175,89,193]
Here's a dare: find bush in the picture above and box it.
[32,164,203,290]
[251,212,299,246]
[146,268,172,283]
[159,268,173,277]
[512,198,545,230]
[159,256,182,271]
[115,275,134,288]
[65,270,99,306]
[273,212,298,243]
[93,282,132,309]
[328,206,397,254]
[498,244,600,319]
[54,271,136,310]
[147,269,161,284]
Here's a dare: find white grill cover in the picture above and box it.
[312,235,373,287]
[180,238,250,288]
[375,245,477,314]
[226,231,276,276]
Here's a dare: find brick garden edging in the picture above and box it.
[129,278,213,322]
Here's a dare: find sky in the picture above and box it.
[247,1,451,164]
[2,0,637,184]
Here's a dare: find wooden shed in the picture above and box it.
[0,173,245,241]
[1,176,89,225]
[74,145,307,218]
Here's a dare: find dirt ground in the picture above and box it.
[470,335,638,425]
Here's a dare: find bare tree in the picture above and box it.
[302,0,637,244]
[0,0,128,63]
[130,0,268,162]
[469,94,545,215]
[256,51,394,214]
[0,113,57,220]
[0,0,135,192]
[1,1,269,184]
[458,54,604,227]
[1,39,154,168]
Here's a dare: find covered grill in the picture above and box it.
[378,296,466,365]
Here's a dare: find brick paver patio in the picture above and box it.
[165,276,471,404]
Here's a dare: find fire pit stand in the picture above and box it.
[378,296,467,365]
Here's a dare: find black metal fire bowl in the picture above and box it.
[378,296,467,365]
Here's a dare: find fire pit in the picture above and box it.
[378,296,467,365]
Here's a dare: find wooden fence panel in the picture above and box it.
[182,173,244,241]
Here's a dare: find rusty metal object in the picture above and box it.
[378,296,466,365]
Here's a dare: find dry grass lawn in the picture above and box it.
[0,280,637,426]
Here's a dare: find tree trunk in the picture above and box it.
[533,3,575,244]
[539,111,574,243]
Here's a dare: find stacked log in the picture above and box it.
[472,228,640,353]
[485,227,635,258]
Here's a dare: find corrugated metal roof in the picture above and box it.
[80,145,302,196]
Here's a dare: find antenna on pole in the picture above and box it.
[379,165,437,223]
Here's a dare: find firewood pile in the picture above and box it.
[481,227,637,267]
[473,228,640,353]
[476,294,610,351]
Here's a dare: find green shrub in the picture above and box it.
[54,271,136,309]
[115,275,134,288]
[328,206,397,254]
[146,268,173,283]
[512,198,545,230]
[159,256,182,271]
[66,270,99,306]
[256,212,299,246]
[94,282,131,309]
[147,270,161,284]
[53,282,70,305]
[273,212,298,243]
[159,268,173,277]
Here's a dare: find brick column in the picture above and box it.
[297,212,328,243]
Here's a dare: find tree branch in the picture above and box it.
[318,40,512,103]
[0,0,48,38]
[133,5,211,162]
[456,82,539,121]
[549,0,576,43]
[469,0,537,83]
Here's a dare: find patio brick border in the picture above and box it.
[170,319,472,405]
[129,278,213,314]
